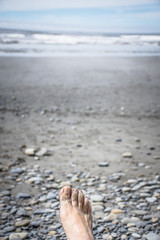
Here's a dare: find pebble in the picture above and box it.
[90,195,104,202]
[122,152,133,158]
[24,148,36,156]
[146,232,160,240]
[36,148,51,156]
[1,162,159,240]
[10,168,24,174]
[111,209,123,214]
[9,232,28,240]
[121,217,140,225]
[3,226,15,233]
[146,197,157,203]
[15,219,30,227]
[16,193,31,198]
[132,233,141,238]
[98,162,109,167]
[104,213,118,222]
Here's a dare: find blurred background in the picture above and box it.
[0,0,160,56]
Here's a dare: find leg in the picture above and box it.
[59,186,94,240]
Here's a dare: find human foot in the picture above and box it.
[59,186,94,240]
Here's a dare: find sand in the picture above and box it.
[0,56,160,191]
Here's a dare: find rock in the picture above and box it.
[51,202,59,209]
[132,233,141,238]
[90,195,104,202]
[9,232,28,240]
[121,217,140,225]
[121,234,127,240]
[146,197,157,203]
[132,182,147,191]
[97,226,105,233]
[111,209,123,214]
[115,138,122,142]
[48,231,57,236]
[98,162,109,167]
[146,232,160,240]
[16,208,28,217]
[24,148,36,156]
[122,187,131,192]
[26,177,43,184]
[92,204,104,211]
[10,168,24,174]
[122,152,132,158]
[94,211,104,219]
[3,226,15,233]
[30,221,40,227]
[46,192,57,200]
[16,193,31,198]
[15,219,30,227]
[36,148,51,156]
[134,210,148,216]
[104,213,118,222]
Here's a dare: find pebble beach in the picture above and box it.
[0,56,160,240]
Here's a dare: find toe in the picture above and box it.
[72,188,78,207]
[78,190,84,210]
[59,186,71,201]
[83,197,89,214]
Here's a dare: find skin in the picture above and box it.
[59,186,95,240]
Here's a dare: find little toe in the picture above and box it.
[78,190,84,210]
[83,197,89,214]
[59,186,72,201]
[72,188,78,207]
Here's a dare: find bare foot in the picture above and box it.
[59,186,94,240]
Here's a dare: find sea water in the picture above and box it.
[0,29,160,57]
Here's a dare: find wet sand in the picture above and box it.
[0,56,160,184]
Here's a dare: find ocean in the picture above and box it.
[0,29,160,57]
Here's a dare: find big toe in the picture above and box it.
[59,186,72,201]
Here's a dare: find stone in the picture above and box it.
[24,148,36,156]
[134,210,148,216]
[98,162,109,167]
[104,213,118,222]
[122,187,131,192]
[146,197,157,203]
[16,193,31,198]
[16,208,28,217]
[132,182,147,191]
[10,168,24,174]
[111,209,123,214]
[97,226,105,233]
[90,195,104,202]
[46,192,57,200]
[146,232,160,240]
[15,219,30,227]
[92,205,104,211]
[3,226,15,233]
[26,177,43,184]
[121,217,140,225]
[48,231,57,236]
[132,233,141,238]
[122,152,132,158]
[36,148,51,156]
[9,232,28,240]
[94,211,104,219]
[121,235,127,240]
[30,221,40,227]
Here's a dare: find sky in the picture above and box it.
[0,0,160,34]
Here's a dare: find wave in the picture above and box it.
[1,32,160,46]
